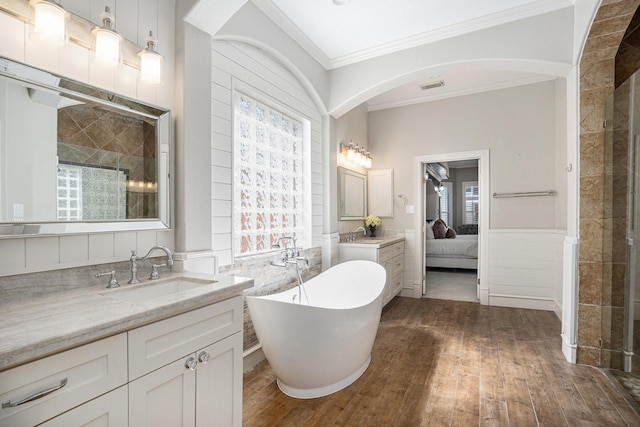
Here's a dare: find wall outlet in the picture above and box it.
[406,205,415,214]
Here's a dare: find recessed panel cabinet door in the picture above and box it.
[368,168,394,217]
[129,355,196,427]
[195,333,242,427]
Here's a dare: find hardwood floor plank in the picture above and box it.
[451,371,480,427]
[480,398,509,427]
[593,370,640,426]
[243,297,640,427]
[518,341,569,426]
[503,377,538,426]
[572,374,630,426]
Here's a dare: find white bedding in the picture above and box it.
[426,235,478,258]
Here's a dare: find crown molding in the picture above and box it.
[252,0,332,69]
[254,0,572,70]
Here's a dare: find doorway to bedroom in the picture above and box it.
[414,150,489,304]
[424,159,479,302]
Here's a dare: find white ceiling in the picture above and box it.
[251,0,574,110]
[254,0,573,69]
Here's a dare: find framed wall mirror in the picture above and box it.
[338,167,367,220]
[0,56,171,237]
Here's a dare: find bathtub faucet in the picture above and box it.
[272,236,301,263]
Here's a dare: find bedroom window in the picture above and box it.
[440,182,452,226]
[233,92,305,256]
[463,181,479,224]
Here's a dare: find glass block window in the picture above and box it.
[57,165,82,220]
[233,92,304,256]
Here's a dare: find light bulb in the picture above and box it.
[92,7,122,67]
[138,31,164,85]
[29,0,68,48]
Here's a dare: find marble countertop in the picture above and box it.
[0,272,253,371]
[338,236,404,249]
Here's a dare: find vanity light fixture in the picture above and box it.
[29,0,69,48]
[340,141,373,169]
[138,31,164,85]
[91,6,122,67]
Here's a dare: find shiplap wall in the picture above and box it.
[487,229,564,311]
[210,41,323,266]
[0,0,175,277]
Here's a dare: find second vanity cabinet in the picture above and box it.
[0,295,243,427]
[339,239,404,306]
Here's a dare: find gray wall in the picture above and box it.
[368,80,563,232]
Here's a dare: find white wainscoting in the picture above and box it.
[487,229,565,311]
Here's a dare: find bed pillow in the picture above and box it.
[432,219,446,239]
[426,221,435,239]
[445,227,457,239]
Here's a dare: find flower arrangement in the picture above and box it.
[365,215,381,227]
[365,215,380,237]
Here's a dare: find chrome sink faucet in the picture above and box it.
[347,226,367,242]
[129,245,174,284]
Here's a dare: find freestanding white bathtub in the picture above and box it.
[246,260,386,399]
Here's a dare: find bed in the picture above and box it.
[426,223,478,270]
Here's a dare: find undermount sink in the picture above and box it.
[101,277,216,303]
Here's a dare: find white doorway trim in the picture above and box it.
[413,149,490,304]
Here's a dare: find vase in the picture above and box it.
[368,225,377,237]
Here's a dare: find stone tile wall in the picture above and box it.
[578,0,640,367]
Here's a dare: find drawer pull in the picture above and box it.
[2,378,68,409]
[185,357,198,371]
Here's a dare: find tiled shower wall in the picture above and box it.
[577,0,640,367]
[57,104,157,219]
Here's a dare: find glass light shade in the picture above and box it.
[138,48,164,85]
[29,0,68,48]
[92,27,122,67]
[365,154,372,168]
[346,144,355,161]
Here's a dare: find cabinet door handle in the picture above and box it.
[185,357,198,371]
[197,351,210,364]
[2,377,68,408]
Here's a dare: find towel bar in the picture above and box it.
[492,190,557,198]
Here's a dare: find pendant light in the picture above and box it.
[91,6,122,67]
[138,31,164,86]
[29,0,69,48]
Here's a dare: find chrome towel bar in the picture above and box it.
[492,190,557,198]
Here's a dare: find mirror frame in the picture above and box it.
[0,56,171,237]
[338,166,367,220]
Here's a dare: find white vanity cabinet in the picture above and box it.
[128,296,243,427]
[39,386,128,427]
[1,294,244,427]
[0,333,127,427]
[339,239,404,306]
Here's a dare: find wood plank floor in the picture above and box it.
[243,297,640,426]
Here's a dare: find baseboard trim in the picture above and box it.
[489,294,555,311]
[562,332,577,363]
[243,345,265,373]
[554,298,562,320]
